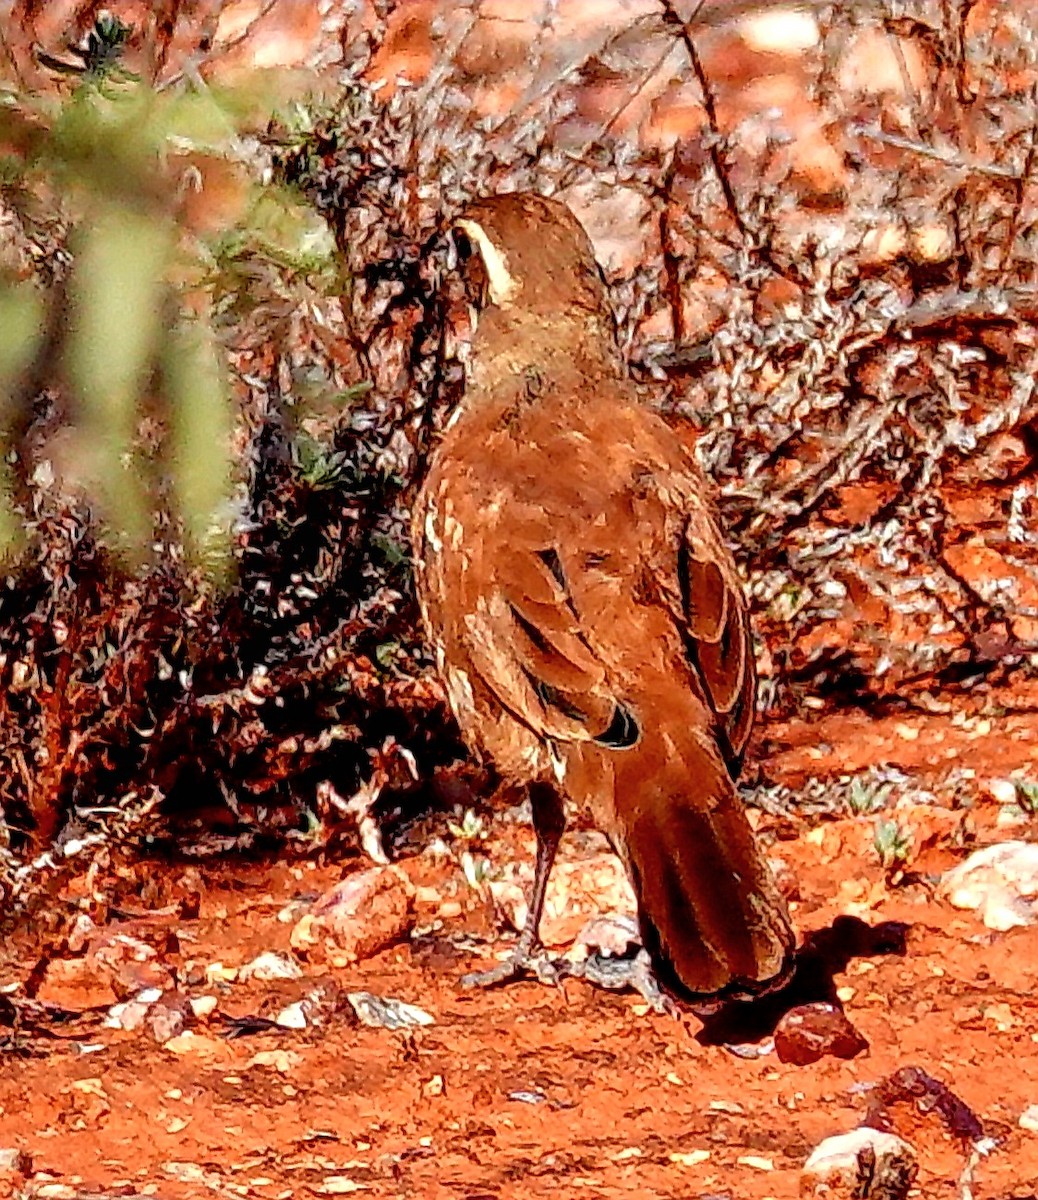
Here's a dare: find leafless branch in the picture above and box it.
[850,123,1022,179]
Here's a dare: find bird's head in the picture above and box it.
[449,193,618,389]
[453,192,608,318]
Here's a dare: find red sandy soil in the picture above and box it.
[3,696,1038,1200]
[3,5,1038,1197]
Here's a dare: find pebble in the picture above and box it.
[346,991,434,1030]
[105,998,151,1033]
[801,1127,917,1199]
[275,984,340,1030]
[147,999,187,1044]
[239,951,303,982]
[489,854,637,948]
[292,865,414,962]
[668,1149,710,1166]
[570,912,641,959]
[940,841,1038,930]
[104,987,165,1032]
[0,1147,30,1175]
[985,779,1018,807]
[275,1001,309,1030]
[1020,1104,1038,1132]
[189,995,218,1020]
[774,1002,868,1066]
[34,957,118,1011]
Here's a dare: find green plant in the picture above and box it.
[874,819,914,872]
[35,14,137,84]
[847,778,892,815]
[1,16,340,574]
[374,639,401,669]
[448,807,485,844]
[293,435,353,490]
[447,807,490,888]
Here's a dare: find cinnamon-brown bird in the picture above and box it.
[413,192,795,1007]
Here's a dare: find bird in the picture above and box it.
[411,191,795,1008]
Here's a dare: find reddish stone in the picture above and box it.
[293,865,414,963]
[774,1002,868,1066]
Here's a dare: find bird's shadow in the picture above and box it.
[693,914,910,1046]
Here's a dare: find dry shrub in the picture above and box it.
[292,0,1038,707]
[281,0,1038,708]
[3,0,1038,902]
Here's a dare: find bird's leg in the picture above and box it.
[462,780,566,989]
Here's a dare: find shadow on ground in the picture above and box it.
[695,914,910,1045]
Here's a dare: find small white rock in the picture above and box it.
[346,992,435,1030]
[738,1154,773,1170]
[668,1149,710,1166]
[293,866,414,962]
[104,991,160,1032]
[801,1126,917,1198]
[275,1001,309,1030]
[986,779,1019,807]
[239,951,303,982]
[569,913,641,960]
[190,995,218,1020]
[741,8,820,53]
[0,1147,29,1175]
[205,962,238,985]
[940,841,1038,930]
[1020,1104,1038,1132]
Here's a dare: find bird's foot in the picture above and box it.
[462,946,562,990]
[561,948,679,1016]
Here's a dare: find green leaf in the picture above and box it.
[375,640,400,669]
[66,204,172,563]
[0,281,45,563]
[164,315,236,579]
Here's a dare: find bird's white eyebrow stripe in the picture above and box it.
[456,218,519,307]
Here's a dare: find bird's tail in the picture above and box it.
[608,716,795,1006]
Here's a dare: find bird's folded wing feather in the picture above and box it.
[458,531,622,745]
[449,487,752,771]
[672,496,756,771]
[648,413,756,766]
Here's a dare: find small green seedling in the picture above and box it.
[873,819,914,872]
[447,807,485,843]
[847,778,892,815]
[448,808,489,889]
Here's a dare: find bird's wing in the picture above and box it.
[454,513,635,748]
[417,406,753,765]
[653,413,757,769]
[673,494,756,773]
